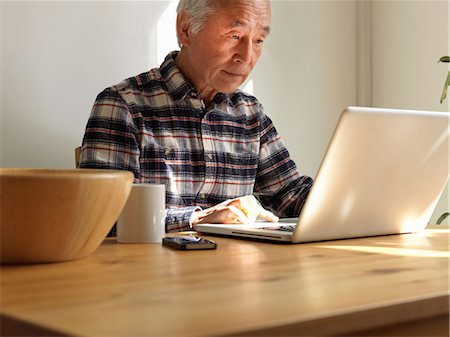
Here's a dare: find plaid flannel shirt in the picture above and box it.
[80,51,313,233]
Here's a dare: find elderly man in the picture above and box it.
[80,0,313,233]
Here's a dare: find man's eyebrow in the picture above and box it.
[231,20,271,34]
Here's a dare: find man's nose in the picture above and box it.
[234,38,252,64]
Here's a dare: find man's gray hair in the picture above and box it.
[176,0,216,35]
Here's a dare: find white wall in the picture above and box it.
[371,0,449,224]
[255,1,357,177]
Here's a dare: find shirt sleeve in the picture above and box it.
[80,88,201,233]
[254,109,314,218]
[80,87,141,177]
[166,206,202,232]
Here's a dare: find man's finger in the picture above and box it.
[258,208,279,223]
[226,205,249,224]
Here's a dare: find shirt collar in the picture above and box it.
[160,51,196,101]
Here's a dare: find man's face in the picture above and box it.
[183,0,271,95]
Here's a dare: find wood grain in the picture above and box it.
[1,227,448,336]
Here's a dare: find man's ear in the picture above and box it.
[176,11,191,47]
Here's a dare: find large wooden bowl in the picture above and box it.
[0,168,134,263]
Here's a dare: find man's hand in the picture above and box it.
[191,195,279,228]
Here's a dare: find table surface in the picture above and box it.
[1,226,449,337]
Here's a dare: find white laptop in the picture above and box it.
[196,106,450,243]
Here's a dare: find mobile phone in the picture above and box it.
[162,236,217,250]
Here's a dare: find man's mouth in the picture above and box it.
[223,70,244,78]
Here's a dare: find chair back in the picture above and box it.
[75,147,81,168]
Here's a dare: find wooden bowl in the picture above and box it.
[0,168,134,263]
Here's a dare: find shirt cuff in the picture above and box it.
[166,206,202,232]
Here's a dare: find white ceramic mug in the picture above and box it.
[117,184,165,243]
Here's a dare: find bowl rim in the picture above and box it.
[0,168,134,179]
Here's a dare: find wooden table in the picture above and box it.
[1,226,449,336]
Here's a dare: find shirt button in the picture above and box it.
[207,154,213,160]
[165,149,171,156]
[199,193,206,199]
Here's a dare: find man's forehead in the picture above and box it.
[231,19,271,34]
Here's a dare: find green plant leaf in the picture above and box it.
[440,71,450,103]
[436,212,449,225]
[440,83,447,103]
[439,56,450,63]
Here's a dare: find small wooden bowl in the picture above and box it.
[0,168,134,263]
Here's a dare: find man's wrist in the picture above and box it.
[189,208,204,228]
[190,208,205,228]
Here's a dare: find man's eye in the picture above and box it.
[232,35,240,40]
[256,39,264,45]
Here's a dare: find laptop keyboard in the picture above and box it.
[262,225,296,232]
